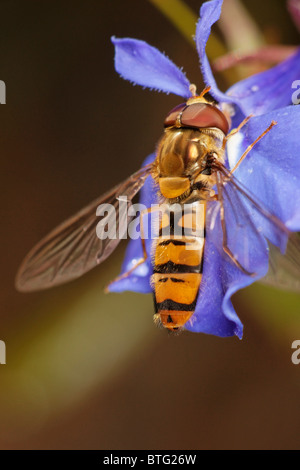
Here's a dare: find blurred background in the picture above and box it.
[1,0,300,450]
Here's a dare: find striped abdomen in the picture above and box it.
[151,201,206,331]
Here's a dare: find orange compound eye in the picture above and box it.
[164,103,186,127]
[181,103,229,134]
[164,102,229,135]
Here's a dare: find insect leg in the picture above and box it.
[222,114,253,151]
[216,173,256,276]
[105,206,159,292]
[229,120,277,174]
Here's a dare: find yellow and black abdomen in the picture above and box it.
[151,202,206,331]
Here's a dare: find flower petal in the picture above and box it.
[185,238,244,338]
[195,0,233,104]
[227,105,300,234]
[196,1,300,116]
[227,48,300,115]
[108,153,157,294]
[186,195,270,338]
[111,37,191,98]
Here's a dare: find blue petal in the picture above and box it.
[226,48,300,116]
[185,238,244,338]
[111,37,192,98]
[195,0,233,104]
[108,153,157,294]
[186,194,270,338]
[227,105,300,234]
[195,1,300,116]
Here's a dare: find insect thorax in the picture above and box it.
[152,127,225,201]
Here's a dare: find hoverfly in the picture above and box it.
[15,86,300,332]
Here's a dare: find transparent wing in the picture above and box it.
[262,237,300,291]
[209,162,300,291]
[16,164,152,292]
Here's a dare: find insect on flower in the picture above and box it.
[15,0,300,338]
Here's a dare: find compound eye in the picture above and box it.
[181,103,229,134]
[164,103,186,127]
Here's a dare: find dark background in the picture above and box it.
[0,0,300,450]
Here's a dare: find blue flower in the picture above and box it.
[108,0,300,338]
